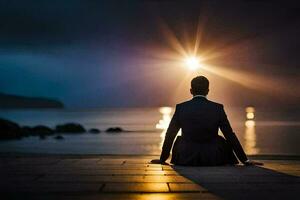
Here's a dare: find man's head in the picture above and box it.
[190,76,209,96]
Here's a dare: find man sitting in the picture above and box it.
[152,76,262,166]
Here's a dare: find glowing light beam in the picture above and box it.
[184,56,201,71]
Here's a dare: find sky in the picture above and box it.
[0,0,299,108]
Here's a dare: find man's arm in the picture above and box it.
[219,105,248,163]
[159,105,181,163]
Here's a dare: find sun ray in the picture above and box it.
[158,20,188,58]
[142,14,300,106]
[193,15,207,56]
[200,63,298,97]
[171,71,195,103]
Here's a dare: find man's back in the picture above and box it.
[177,96,222,142]
[159,95,248,165]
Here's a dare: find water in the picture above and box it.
[0,107,299,155]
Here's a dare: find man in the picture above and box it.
[151,76,262,166]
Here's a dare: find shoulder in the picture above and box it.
[171,100,191,113]
[175,99,225,110]
[206,99,224,109]
[176,99,192,108]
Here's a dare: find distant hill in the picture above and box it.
[0,93,64,109]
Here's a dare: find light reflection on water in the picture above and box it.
[156,107,172,130]
[244,106,259,154]
[244,120,259,154]
[156,107,172,150]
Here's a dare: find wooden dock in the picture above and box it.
[1,155,299,199]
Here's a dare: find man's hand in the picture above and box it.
[150,159,169,165]
[244,160,263,166]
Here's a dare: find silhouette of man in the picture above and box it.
[152,76,262,166]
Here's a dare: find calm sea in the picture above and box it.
[0,107,299,155]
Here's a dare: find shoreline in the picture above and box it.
[1,152,300,160]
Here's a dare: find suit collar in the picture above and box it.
[193,95,207,99]
[192,95,208,101]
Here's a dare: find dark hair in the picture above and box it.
[191,76,209,95]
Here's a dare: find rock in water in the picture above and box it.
[54,135,64,140]
[32,125,54,135]
[88,128,101,133]
[0,118,22,139]
[21,126,33,136]
[106,127,123,133]
[39,135,47,140]
[55,123,86,133]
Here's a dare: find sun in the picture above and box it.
[184,56,201,71]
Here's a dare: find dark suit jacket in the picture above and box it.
[160,96,248,163]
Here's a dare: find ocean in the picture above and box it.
[0,107,299,155]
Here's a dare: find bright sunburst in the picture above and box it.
[184,56,201,71]
[154,16,289,98]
